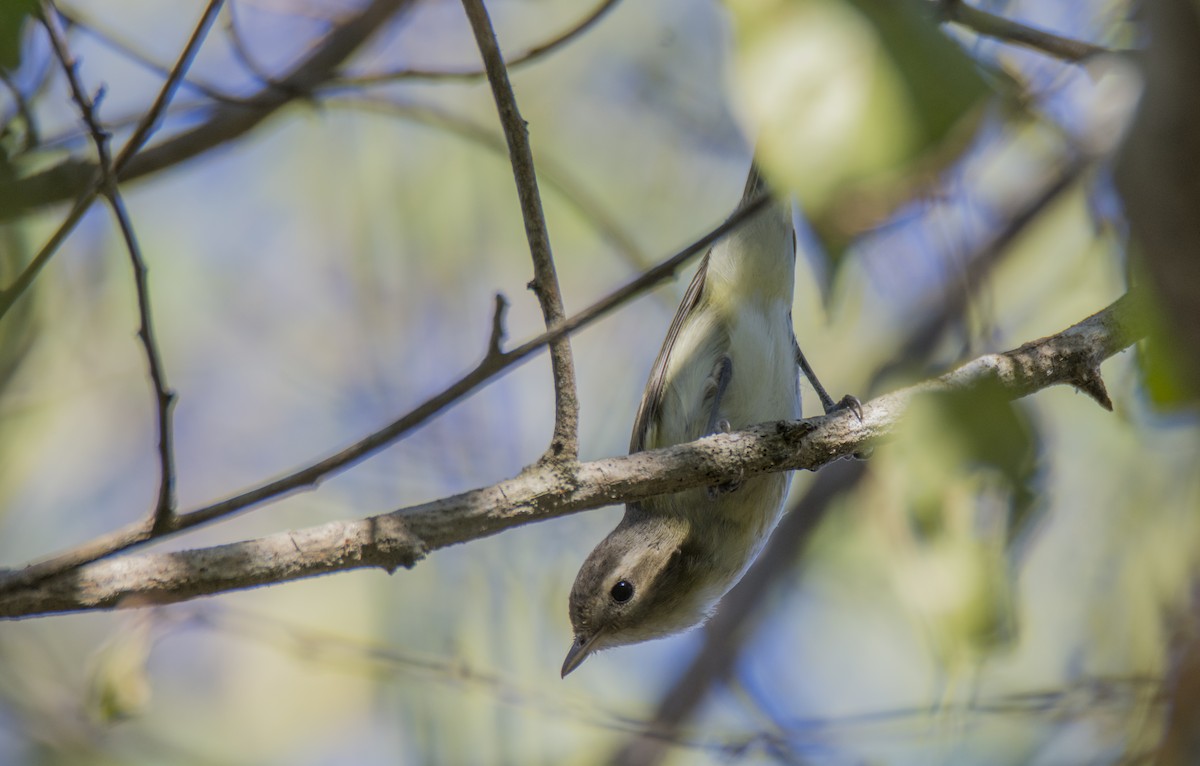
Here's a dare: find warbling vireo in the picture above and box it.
[562,162,854,677]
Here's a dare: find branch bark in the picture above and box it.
[0,291,1146,619]
[462,0,580,462]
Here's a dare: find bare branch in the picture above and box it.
[108,192,178,529]
[462,0,580,463]
[111,0,226,172]
[330,95,651,274]
[342,0,622,84]
[0,292,1147,619]
[487,292,509,358]
[0,70,40,150]
[937,0,1113,62]
[1,0,417,222]
[56,2,244,106]
[223,0,281,90]
[39,2,181,530]
[0,184,100,322]
[0,195,770,594]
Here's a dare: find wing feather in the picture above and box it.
[629,252,710,454]
[629,161,769,455]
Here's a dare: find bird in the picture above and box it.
[562,162,854,677]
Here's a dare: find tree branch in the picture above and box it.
[0,0,416,223]
[39,1,188,530]
[341,0,622,84]
[0,291,1147,619]
[55,2,243,107]
[462,0,580,463]
[936,0,1113,62]
[330,95,651,274]
[111,0,225,172]
[0,194,770,595]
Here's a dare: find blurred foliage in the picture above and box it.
[0,0,1196,765]
[0,0,37,71]
[0,225,35,398]
[86,617,154,724]
[730,0,989,269]
[1128,252,1200,409]
[848,0,989,143]
[863,384,1038,681]
[1139,303,1199,409]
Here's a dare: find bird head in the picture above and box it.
[562,513,721,676]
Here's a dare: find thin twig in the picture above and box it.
[39,2,180,531]
[1,0,417,222]
[55,2,246,107]
[0,70,40,151]
[0,291,1148,618]
[112,0,226,172]
[487,292,509,358]
[329,95,652,274]
[461,0,579,462]
[109,192,178,530]
[203,604,1163,753]
[342,0,622,84]
[880,158,1087,383]
[0,184,100,323]
[938,0,1112,63]
[2,0,224,322]
[0,6,108,325]
[0,194,770,594]
[103,0,228,527]
[224,0,285,92]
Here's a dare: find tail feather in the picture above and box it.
[740,160,770,205]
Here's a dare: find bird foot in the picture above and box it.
[826,394,863,421]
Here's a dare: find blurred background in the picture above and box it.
[1,0,1198,763]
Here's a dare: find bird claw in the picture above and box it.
[826,394,863,422]
[707,467,744,499]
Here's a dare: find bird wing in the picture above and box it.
[629,251,710,454]
[629,161,770,455]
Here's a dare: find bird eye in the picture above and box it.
[610,580,634,603]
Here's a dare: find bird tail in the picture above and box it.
[740,160,770,205]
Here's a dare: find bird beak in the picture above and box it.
[561,632,603,678]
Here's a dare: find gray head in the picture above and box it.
[562,513,724,676]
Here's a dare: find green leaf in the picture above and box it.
[0,0,37,71]
[1129,255,1200,408]
[1137,316,1198,408]
[729,0,990,285]
[847,0,989,148]
[929,382,1039,545]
